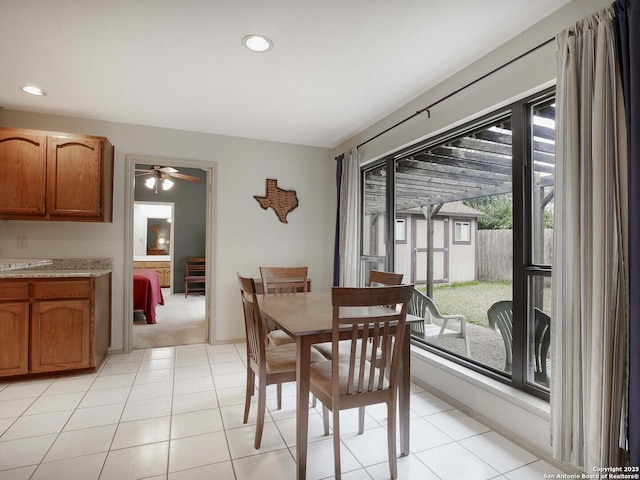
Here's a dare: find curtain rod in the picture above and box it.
[356,37,556,150]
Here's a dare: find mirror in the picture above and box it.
[133,202,174,258]
[147,220,170,255]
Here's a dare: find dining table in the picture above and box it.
[257,291,418,480]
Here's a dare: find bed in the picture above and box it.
[133,269,165,324]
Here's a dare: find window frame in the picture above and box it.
[452,219,472,244]
[360,87,555,400]
[395,216,407,244]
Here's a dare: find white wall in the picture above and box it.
[331,0,611,164]
[0,111,335,351]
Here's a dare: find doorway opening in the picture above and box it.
[124,155,215,352]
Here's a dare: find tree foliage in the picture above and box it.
[464,193,554,229]
[464,194,513,230]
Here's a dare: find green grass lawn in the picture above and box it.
[421,281,513,327]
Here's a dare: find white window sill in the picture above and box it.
[410,345,550,419]
[410,345,553,456]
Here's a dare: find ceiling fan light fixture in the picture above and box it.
[162,178,174,190]
[145,177,156,189]
[242,34,272,52]
[21,85,47,96]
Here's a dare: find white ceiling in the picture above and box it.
[0,1,571,148]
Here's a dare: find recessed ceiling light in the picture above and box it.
[21,85,47,96]
[242,34,273,52]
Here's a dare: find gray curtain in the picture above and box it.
[337,148,360,287]
[613,0,640,465]
[552,6,629,469]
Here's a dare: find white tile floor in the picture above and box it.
[0,343,564,479]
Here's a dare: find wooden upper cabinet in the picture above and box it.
[0,127,114,222]
[48,135,106,219]
[0,129,47,216]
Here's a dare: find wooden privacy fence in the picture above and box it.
[476,229,553,282]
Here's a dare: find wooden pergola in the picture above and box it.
[363,104,555,296]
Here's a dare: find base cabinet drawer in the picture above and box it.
[0,282,29,302]
[32,280,90,299]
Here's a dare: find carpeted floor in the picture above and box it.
[133,288,207,350]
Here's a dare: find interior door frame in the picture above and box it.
[123,154,216,353]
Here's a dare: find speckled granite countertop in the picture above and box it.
[0,258,112,278]
[0,258,53,271]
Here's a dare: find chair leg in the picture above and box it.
[243,369,255,424]
[438,318,449,338]
[332,408,341,480]
[277,383,282,410]
[461,319,470,356]
[255,376,267,449]
[387,400,398,479]
[322,405,330,436]
[358,406,365,434]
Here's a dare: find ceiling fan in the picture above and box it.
[135,165,200,192]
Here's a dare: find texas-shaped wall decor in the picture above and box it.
[254,178,299,223]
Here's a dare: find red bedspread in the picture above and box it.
[133,269,164,324]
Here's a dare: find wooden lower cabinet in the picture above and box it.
[134,260,171,287]
[0,274,111,379]
[31,299,91,373]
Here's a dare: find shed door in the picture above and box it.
[413,217,448,284]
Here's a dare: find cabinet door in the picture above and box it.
[31,299,90,373]
[0,129,47,217]
[0,303,29,377]
[47,135,104,218]
[141,261,169,287]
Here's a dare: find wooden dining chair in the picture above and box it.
[310,284,413,480]
[367,269,404,287]
[259,266,309,346]
[184,257,206,298]
[259,266,309,294]
[315,269,404,359]
[237,274,323,449]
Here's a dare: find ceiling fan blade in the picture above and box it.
[135,171,153,176]
[158,166,178,173]
[169,172,200,182]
